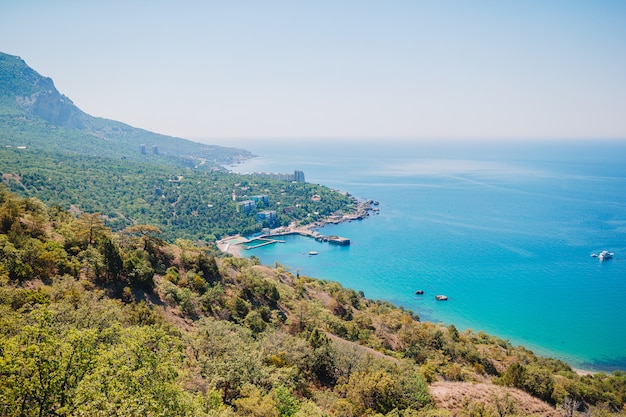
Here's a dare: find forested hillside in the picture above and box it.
[2,50,626,416]
[0,52,252,167]
[0,51,357,242]
[0,146,355,241]
[1,187,625,416]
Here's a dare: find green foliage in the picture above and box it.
[335,366,431,415]
[0,308,99,416]
[497,362,555,403]
[71,326,193,416]
[0,148,355,242]
[1,184,626,416]
[123,249,155,290]
[272,385,300,417]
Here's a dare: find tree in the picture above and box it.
[197,253,221,285]
[98,236,123,283]
[336,367,430,415]
[559,396,581,417]
[79,245,105,282]
[123,250,155,290]
[499,362,526,389]
[72,326,198,416]
[122,224,163,251]
[76,212,107,246]
[0,308,100,417]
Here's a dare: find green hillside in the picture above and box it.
[0,146,355,241]
[0,52,251,167]
[2,51,626,416]
[0,52,355,241]
[1,186,625,416]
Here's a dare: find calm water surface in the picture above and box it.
[225,140,626,371]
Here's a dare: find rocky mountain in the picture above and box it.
[0,51,251,167]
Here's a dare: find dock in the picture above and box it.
[216,235,285,252]
[263,229,350,246]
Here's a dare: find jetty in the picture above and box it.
[216,235,285,253]
[216,230,350,255]
[263,229,350,246]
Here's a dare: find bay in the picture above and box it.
[224,139,626,371]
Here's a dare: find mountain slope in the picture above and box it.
[0,51,251,167]
[1,187,625,416]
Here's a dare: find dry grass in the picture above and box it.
[430,381,560,417]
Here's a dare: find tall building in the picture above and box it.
[256,210,277,224]
[251,195,269,205]
[236,200,256,213]
[248,170,306,182]
[294,170,305,183]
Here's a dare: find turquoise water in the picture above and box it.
[225,140,626,371]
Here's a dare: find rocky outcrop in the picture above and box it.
[3,53,87,128]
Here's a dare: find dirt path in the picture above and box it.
[430,381,559,416]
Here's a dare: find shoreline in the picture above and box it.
[215,233,602,376]
[214,201,608,376]
[216,197,375,257]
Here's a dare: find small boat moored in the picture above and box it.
[598,250,614,261]
[415,290,424,295]
[309,251,318,256]
[435,295,448,301]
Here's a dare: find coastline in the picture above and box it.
[216,197,375,257]
[215,235,246,257]
[216,233,602,375]
[215,196,607,375]
[220,145,626,374]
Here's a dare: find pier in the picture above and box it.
[216,235,286,252]
[262,228,350,246]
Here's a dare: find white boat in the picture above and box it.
[309,251,318,256]
[435,295,448,301]
[598,250,614,261]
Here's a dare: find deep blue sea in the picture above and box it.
[224,139,626,372]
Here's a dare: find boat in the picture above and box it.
[308,251,318,256]
[415,290,424,295]
[598,250,614,261]
[435,295,448,301]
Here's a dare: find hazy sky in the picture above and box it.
[2,1,626,143]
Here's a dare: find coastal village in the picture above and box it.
[217,195,378,256]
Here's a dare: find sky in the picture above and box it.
[2,1,626,144]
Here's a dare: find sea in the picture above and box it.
[223,139,626,372]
